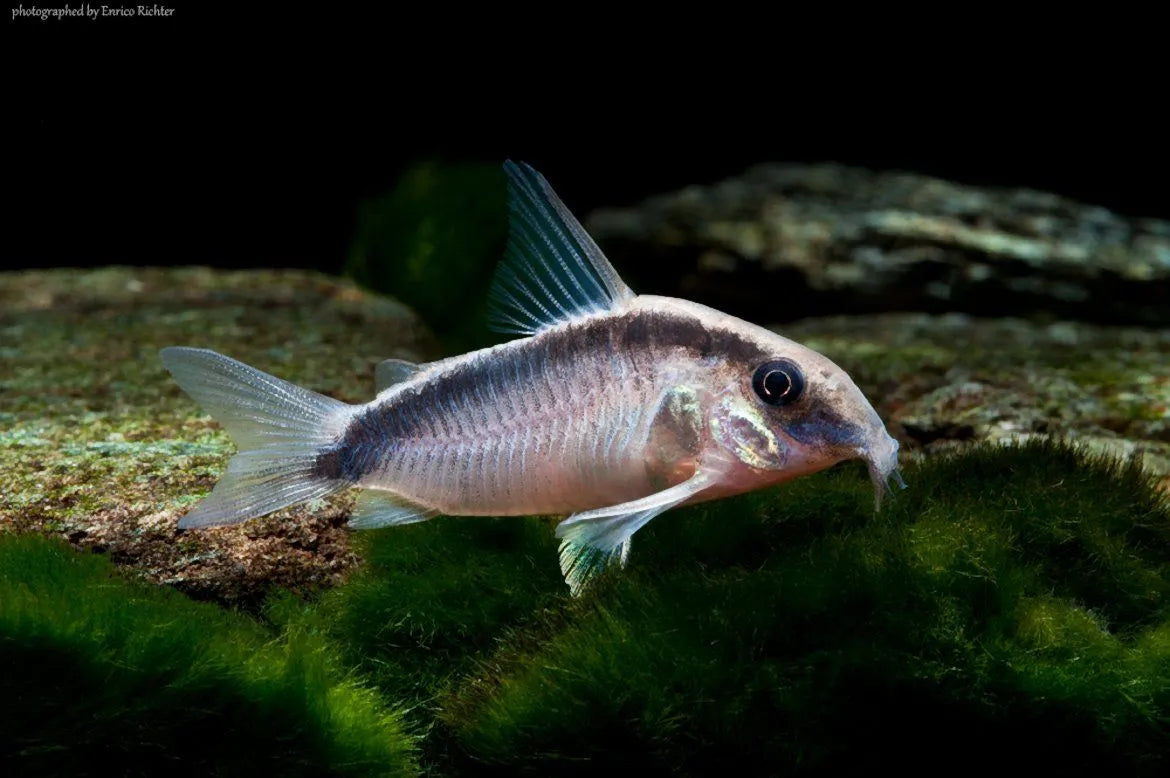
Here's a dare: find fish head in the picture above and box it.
[704,318,903,509]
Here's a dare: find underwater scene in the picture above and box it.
[5,82,1170,775]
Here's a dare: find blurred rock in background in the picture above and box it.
[587,163,1170,326]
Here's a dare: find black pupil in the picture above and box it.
[763,370,792,399]
[752,359,804,406]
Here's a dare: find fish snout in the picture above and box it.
[861,429,905,511]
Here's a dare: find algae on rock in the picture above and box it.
[0,267,437,606]
[778,313,1170,492]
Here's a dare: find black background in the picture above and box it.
[8,6,1168,274]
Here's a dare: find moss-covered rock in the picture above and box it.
[0,533,416,776]
[0,267,437,607]
[436,442,1170,775]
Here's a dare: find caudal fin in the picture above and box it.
[160,347,355,529]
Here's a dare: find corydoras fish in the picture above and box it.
[161,161,903,594]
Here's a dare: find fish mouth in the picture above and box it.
[864,434,906,512]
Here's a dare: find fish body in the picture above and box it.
[329,294,894,515]
[162,162,902,593]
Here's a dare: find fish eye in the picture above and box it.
[752,359,804,407]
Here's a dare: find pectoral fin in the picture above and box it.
[554,464,722,596]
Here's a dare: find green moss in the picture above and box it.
[433,441,1170,774]
[0,533,416,776]
[281,517,563,700]
[270,516,566,772]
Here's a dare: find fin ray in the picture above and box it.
[554,468,717,596]
[488,161,635,335]
[348,490,436,529]
[160,347,354,528]
[161,347,349,449]
[374,358,422,393]
[180,447,344,528]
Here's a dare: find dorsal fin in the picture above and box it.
[487,160,635,335]
[374,358,422,392]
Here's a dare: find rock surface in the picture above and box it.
[0,267,436,607]
[587,164,1170,326]
[780,314,1170,492]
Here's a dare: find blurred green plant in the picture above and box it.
[345,162,507,353]
[0,534,416,777]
